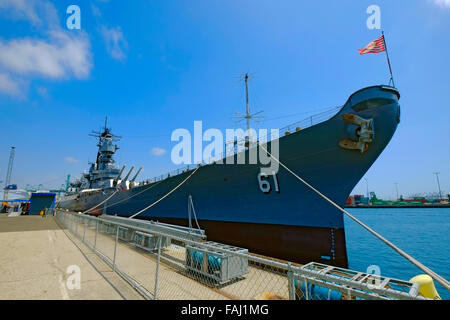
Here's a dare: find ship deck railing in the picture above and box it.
[139,106,340,186]
[55,209,428,300]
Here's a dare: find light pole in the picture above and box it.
[394,183,399,200]
[433,172,442,200]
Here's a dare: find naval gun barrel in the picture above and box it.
[130,166,143,182]
[114,165,127,182]
[122,165,135,182]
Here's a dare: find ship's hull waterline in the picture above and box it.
[58,85,400,267]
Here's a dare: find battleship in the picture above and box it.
[58,83,401,268]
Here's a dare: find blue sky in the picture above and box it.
[0,0,449,199]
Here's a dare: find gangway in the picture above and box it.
[95,214,206,242]
[293,262,425,300]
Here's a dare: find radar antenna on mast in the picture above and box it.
[230,73,264,148]
[89,116,122,142]
[231,73,264,132]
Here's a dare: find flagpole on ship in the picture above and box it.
[382,30,395,87]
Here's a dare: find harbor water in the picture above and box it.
[345,207,450,300]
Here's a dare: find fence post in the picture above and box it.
[94,220,98,251]
[154,236,162,300]
[304,279,309,300]
[287,262,295,300]
[113,225,119,272]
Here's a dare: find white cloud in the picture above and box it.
[0,0,59,28]
[0,72,22,97]
[0,0,93,98]
[0,31,92,79]
[65,156,79,163]
[431,0,450,8]
[100,26,128,61]
[151,147,167,156]
[0,0,41,25]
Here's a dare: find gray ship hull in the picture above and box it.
[59,85,400,267]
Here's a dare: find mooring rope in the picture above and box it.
[128,166,200,219]
[259,144,450,291]
[90,180,163,212]
[82,188,120,214]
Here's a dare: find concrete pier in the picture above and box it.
[0,214,284,300]
[0,212,424,300]
[0,215,143,300]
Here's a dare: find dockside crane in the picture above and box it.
[2,146,16,210]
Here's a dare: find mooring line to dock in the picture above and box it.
[82,189,120,214]
[259,144,450,291]
[89,180,164,212]
[128,166,200,219]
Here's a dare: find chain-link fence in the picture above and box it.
[55,210,427,300]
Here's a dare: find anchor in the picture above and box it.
[339,114,374,153]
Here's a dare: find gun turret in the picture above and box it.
[114,165,127,183]
[122,165,135,182]
[130,166,143,183]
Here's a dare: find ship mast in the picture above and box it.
[232,73,264,134]
[245,73,251,132]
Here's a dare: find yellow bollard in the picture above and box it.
[409,275,441,300]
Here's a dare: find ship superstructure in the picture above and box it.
[68,120,142,194]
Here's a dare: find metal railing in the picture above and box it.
[55,210,427,300]
[138,107,341,186]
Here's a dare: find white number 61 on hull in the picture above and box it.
[257,172,280,194]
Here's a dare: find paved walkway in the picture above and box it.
[0,214,143,300]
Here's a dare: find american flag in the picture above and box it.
[358,35,386,55]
